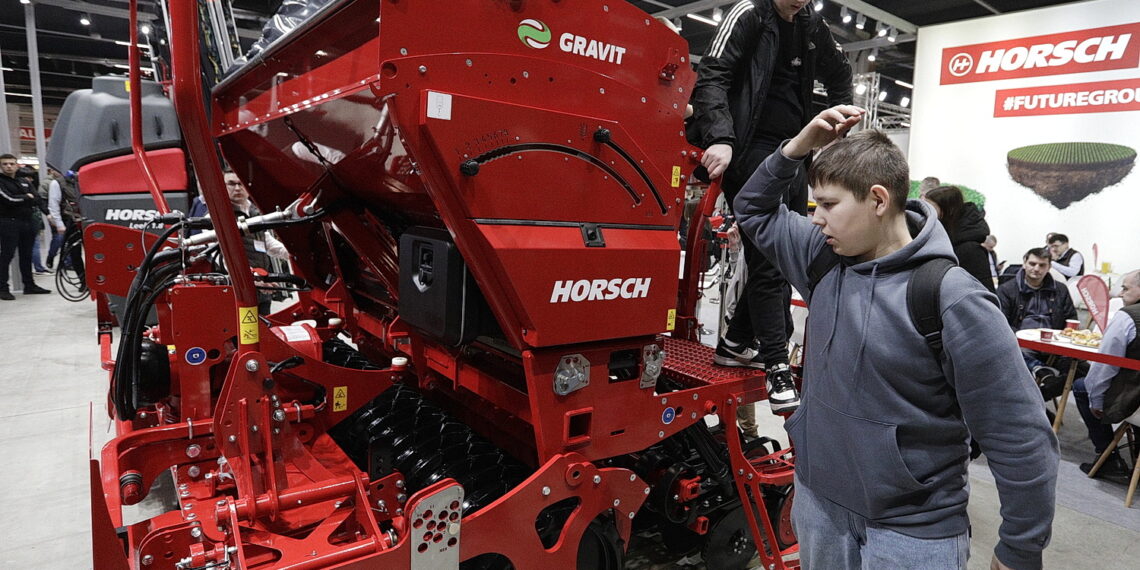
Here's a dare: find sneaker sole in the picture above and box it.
[713,355,764,369]
[769,400,800,414]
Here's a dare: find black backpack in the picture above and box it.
[807,249,956,359]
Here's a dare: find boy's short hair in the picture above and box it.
[1024,247,1050,261]
[808,129,909,212]
[1048,233,1069,245]
[0,153,16,161]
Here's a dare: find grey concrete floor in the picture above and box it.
[2,288,1139,568]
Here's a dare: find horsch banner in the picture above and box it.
[910,0,1140,275]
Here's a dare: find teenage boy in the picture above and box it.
[734,105,1058,570]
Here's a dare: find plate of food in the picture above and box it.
[1058,327,1103,348]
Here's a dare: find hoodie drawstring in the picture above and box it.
[822,265,844,354]
[854,264,879,365]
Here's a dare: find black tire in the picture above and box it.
[577,518,624,569]
[701,506,756,569]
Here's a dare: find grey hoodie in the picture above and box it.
[734,145,1058,570]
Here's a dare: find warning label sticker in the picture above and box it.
[239,307,259,345]
[671,166,682,188]
[333,386,348,412]
[666,308,676,331]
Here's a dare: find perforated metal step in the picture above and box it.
[660,336,766,392]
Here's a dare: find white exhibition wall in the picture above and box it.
[910,0,1140,275]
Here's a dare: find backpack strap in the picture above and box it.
[907,258,956,359]
[807,247,841,295]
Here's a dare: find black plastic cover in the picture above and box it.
[398,227,488,346]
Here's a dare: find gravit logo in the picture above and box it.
[947,53,974,77]
[550,278,651,303]
[940,22,1140,85]
[518,19,551,49]
[517,19,627,65]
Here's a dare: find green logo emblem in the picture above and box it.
[518,19,551,49]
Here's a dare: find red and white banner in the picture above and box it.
[912,0,1140,273]
[940,22,1140,85]
[18,126,51,141]
[994,77,1140,117]
[1077,275,1110,332]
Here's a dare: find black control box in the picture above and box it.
[398,227,489,346]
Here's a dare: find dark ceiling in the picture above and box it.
[2,0,1080,156]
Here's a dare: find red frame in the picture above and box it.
[89,1,800,569]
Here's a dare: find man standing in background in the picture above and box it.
[1048,233,1083,279]
[0,154,52,299]
[686,0,852,418]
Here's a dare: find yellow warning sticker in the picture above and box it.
[238,306,259,345]
[666,309,677,331]
[167,345,176,355]
[124,79,131,93]
[333,386,348,412]
[670,166,682,188]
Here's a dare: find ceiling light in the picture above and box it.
[686,13,719,26]
[900,96,910,108]
[894,79,914,89]
[855,83,867,95]
[856,13,866,30]
[80,14,91,26]
[20,0,31,4]
[713,7,723,22]
[878,90,888,102]
[887,27,898,42]
[141,24,151,35]
[867,48,877,62]
[876,22,887,37]
[841,7,851,24]
[814,1,824,11]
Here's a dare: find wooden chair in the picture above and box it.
[1085,406,1140,507]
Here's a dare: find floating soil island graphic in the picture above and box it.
[1007,142,1135,209]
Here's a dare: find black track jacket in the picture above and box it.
[686,0,853,180]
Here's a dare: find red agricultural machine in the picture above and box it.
[79,1,799,568]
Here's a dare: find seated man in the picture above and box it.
[1047,233,1083,279]
[996,248,1077,399]
[1077,269,1140,481]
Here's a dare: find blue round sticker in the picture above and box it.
[185,347,207,365]
[661,407,675,425]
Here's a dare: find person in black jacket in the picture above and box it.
[0,154,52,299]
[686,0,851,416]
[925,185,994,292]
[997,248,1078,399]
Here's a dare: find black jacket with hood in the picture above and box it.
[945,203,994,292]
[686,0,852,181]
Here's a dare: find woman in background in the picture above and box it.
[925,185,995,292]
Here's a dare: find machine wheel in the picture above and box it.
[701,506,756,569]
[764,485,796,550]
[577,518,624,569]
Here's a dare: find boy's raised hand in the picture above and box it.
[783,105,865,160]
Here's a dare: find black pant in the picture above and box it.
[722,141,807,366]
[0,217,38,291]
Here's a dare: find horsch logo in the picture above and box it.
[550,278,651,303]
[940,22,1140,85]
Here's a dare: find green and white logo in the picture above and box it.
[518,19,551,49]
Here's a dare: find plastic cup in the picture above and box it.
[1065,319,1079,330]
[1040,329,1054,342]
